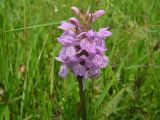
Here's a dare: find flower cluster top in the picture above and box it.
[55,6,112,79]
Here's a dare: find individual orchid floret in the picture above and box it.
[97,27,112,38]
[73,63,86,76]
[58,21,75,32]
[57,36,75,46]
[69,17,82,29]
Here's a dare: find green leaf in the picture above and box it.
[99,88,125,119]
[0,105,10,120]
[95,59,126,108]
[0,13,3,29]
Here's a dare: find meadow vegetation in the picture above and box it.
[0,0,160,119]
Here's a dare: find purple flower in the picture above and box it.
[58,21,75,31]
[56,7,112,79]
[71,6,80,15]
[57,36,75,46]
[97,27,112,38]
[89,54,108,68]
[94,10,105,18]
[88,10,105,22]
[69,17,82,28]
[73,63,86,76]
[80,39,96,53]
[59,64,68,77]
[60,46,76,57]
[88,68,100,78]
[86,30,95,39]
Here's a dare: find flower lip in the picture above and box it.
[97,27,112,38]
[59,64,68,77]
[59,46,76,57]
[73,63,86,76]
[57,36,75,46]
[58,21,75,31]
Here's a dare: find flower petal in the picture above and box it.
[86,30,95,40]
[58,21,75,31]
[69,17,82,28]
[94,10,105,18]
[59,46,76,57]
[59,64,68,77]
[57,36,75,46]
[71,6,80,15]
[80,39,96,53]
[98,28,112,38]
[55,56,64,62]
[89,54,108,68]
[100,56,109,68]
[73,63,86,76]
[62,30,75,37]
[88,68,100,78]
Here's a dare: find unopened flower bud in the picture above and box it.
[71,6,80,15]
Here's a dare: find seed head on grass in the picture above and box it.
[56,6,112,79]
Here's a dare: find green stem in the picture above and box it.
[77,76,87,120]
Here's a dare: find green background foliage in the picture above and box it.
[0,0,160,119]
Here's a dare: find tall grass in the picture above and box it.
[0,0,160,119]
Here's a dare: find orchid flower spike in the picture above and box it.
[56,6,112,79]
